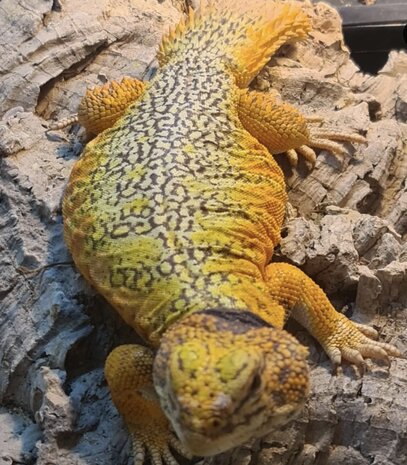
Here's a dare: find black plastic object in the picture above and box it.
[321,1,407,74]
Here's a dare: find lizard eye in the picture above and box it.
[250,373,262,392]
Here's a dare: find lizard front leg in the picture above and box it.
[50,77,146,136]
[264,263,402,366]
[237,89,366,168]
[105,344,192,465]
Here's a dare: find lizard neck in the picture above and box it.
[143,260,286,347]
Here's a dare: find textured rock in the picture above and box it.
[0,1,406,465]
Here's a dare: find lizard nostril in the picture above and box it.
[211,418,221,428]
[250,374,262,392]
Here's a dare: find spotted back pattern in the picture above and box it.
[63,1,310,345]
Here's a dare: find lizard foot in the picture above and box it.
[323,314,402,368]
[131,430,193,465]
[286,123,367,169]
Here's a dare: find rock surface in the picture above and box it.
[0,1,406,465]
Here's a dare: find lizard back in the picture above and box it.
[63,1,309,344]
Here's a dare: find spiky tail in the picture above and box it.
[158,1,311,87]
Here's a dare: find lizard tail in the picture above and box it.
[157,0,311,87]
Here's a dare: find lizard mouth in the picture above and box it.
[173,398,306,457]
[176,429,244,457]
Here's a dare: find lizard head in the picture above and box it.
[153,309,309,457]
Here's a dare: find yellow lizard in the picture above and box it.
[61,1,402,464]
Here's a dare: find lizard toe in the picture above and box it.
[296,145,317,169]
[340,347,365,367]
[353,323,379,339]
[357,344,390,365]
[286,149,299,167]
[325,346,342,365]
[131,436,146,465]
[358,332,402,359]
[148,448,163,465]
[162,446,180,465]
[140,434,191,465]
[168,435,194,459]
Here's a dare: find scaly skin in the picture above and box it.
[61,2,402,464]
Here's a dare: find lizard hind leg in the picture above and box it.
[49,77,146,136]
[265,263,402,368]
[105,344,192,465]
[77,77,146,136]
